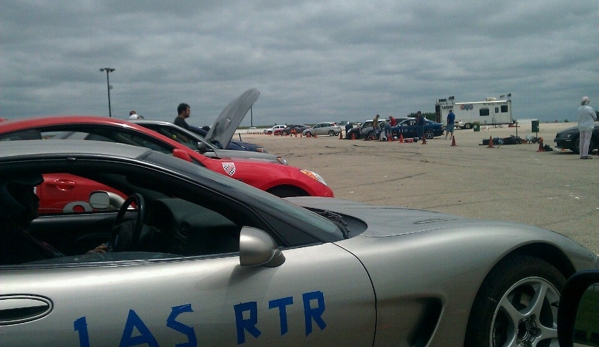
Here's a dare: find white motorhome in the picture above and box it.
[435,96,513,129]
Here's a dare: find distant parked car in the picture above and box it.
[346,119,385,140]
[302,122,341,137]
[280,124,309,136]
[390,118,444,140]
[264,125,286,135]
[553,123,599,154]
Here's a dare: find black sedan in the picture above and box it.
[553,124,599,154]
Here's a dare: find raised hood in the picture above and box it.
[204,88,260,149]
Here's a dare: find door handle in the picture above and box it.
[0,295,52,325]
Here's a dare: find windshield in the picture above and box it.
[142,123,217,152]
[144,152,344,240]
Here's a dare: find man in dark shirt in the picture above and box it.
[174,103,191,130]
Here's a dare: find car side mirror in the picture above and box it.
[173,149,192,162]
[89,191,125,211]
[196,141,207,154]
[239,226,285,268]
[557,270,599,347]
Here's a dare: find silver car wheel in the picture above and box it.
[465,255,565,347]
[489,277,560,347]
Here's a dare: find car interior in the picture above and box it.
[16,170,250,265]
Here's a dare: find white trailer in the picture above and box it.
[435,97,513,129]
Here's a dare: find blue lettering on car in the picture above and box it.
[73,304,196,347]
[268,296,293,335]
[73,291,324,346]
[234,291,326,345]
[120,309,159,347]
[166,304,197,347]
[302,291,326,335]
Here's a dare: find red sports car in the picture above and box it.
[0,116,334,214]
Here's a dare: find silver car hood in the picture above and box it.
[205,88,260,149]
[286,197,469,237]
[284,197,576,241]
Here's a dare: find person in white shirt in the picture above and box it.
[128,110,143,120]
[577,96,597,159]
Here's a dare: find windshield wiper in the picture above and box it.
[318,210,350,239]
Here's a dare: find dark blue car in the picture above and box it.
[390,118,444,140]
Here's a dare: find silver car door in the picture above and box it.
[0,243,375,347]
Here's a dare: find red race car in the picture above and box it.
[0,116,333,214]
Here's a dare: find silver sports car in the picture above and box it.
[1,140,597,347]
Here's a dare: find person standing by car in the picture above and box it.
[174,103,191,130]
[416,111,426,141]
[578,96,596,159]
[129,110,144,120]
[445,109,456,140]
[388,116,397,126]
[373,114,380,136]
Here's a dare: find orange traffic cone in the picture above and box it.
[488,136,494,148]
[451,136,457,146]
[351,132,356,140]
[399,134,404,143]
[421,136,427,145]
[537,137,545,152]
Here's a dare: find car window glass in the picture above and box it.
[0,129,42,141]
[22,172,246,265]
[148,126,199,151]
[37,173,127,216]
[116,132,173,154]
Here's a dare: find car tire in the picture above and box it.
[365,131,374,141]
[464,254,565,347]
[572,135,581,154]
[305,132,312,138]
[464,123,472,130]
[281,131,288,136]
[328,130,336,136]
[424,129,434,139]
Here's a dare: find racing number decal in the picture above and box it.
[73,304,196,347]
[72,291,325,346]
[234,291,326,344]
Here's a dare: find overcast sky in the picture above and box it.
[1,1,597,127]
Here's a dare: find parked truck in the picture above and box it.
[435,96,513,129]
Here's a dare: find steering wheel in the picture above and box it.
[106,193,145,252]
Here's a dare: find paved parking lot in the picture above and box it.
[242,123,599,254]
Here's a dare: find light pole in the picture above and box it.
[99,68,115,117]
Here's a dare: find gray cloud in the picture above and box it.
[1,0,597,126]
